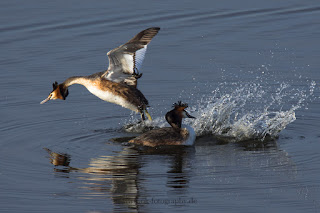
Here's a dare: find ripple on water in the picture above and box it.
[1,1,320,212]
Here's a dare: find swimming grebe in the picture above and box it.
[40,27,160,121]
[129,101,196,147]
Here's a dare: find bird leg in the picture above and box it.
[140,112,146,121]
[133,67,143,79]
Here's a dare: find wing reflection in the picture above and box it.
[79,147,141,210]
[45,145,193,212]
[45,138,297,212]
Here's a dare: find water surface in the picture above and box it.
[1,0,320,212]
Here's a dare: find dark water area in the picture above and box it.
[1,0,320,212]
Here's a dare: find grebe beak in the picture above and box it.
[184,110,196,119]
[40,94,52,104]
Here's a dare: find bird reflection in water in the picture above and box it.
[44,148,71,173]
[44,137,297,212]
[44,144,194,212]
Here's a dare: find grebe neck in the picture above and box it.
[63,76,87,87]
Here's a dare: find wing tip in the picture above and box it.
[145,27,160,34]
[128,27,161,44]
[148,27,160,31]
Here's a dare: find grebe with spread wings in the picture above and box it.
[40,27,160,121]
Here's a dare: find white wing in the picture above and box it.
[135,45,147,72]
[103,27,160,87]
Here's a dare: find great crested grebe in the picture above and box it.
[40,27,160,121]
[129,101,196,147]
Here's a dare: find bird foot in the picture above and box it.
[133,72,143,79]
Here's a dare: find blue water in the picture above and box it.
[1,1,320,212]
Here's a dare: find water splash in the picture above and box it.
[125,81,316,143]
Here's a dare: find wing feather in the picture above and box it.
[103,27,160,87]
[135,45,147,71]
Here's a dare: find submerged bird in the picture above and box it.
[129,101,196,147]
[40,27,160,120]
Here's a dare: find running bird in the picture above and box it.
[129,101,196,147]
[40,27,160,121]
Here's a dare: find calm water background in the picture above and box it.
[1,0,320,212]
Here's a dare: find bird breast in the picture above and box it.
[86,84,138,112]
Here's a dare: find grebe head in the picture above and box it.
[40,81,69,104]
[165,101,195,130]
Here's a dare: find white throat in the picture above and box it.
[181,124,196,146]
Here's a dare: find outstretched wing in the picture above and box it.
[103,27,160,87]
